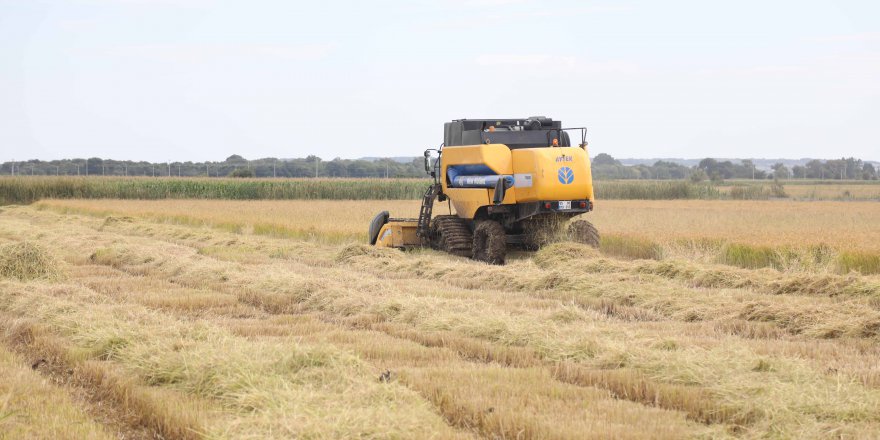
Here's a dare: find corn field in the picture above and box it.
[0,176,772,205]
[3,176,877,205]
[0,176,431,204]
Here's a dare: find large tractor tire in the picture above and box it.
[473,220,507,265]
[567,219,600,248]
[368,211,390,245]
[430,215,473,258]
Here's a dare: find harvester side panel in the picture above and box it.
[442,188,492,219]
[511,147,594,202]
[440,144,516,219]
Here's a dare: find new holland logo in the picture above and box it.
[557,167,574,184]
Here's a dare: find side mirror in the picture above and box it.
[424,149,440,178]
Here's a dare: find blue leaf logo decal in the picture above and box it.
[558,167,574,184]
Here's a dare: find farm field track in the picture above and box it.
[1,205,880,438]
[36,198,880,273]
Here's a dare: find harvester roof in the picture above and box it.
[443,117,571,149]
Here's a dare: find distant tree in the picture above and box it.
[348,160,372,177]
[843,157,863,180]
[741,160,756,179]
[632,165,653,179]
[690,169,708,183]
[324,159,347,177]
[698,158,718,171]
[228,168,254,178]
[698,158,735,180]
[4,154,875,182]
[86,157,103,176]
[863,163,877,180]
[651,161,690,179]
[592,153,620,166]
[771,163,791,179]
[805,159,825,179]
[826,159,846,179]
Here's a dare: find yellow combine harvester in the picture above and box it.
[369,117,599,264]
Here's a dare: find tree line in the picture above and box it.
[0,155,427,178]
[2,154,877,181]
[592,154,878,181]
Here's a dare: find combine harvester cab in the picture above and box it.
[370,117,599,264]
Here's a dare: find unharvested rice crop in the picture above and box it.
[782,181,880,200]
[36,198,880,274]
[38,199,422,242]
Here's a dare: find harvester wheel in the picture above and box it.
[473,220,506,265]
[430,215,473,258]
[567,219,600,248]
[368,211,390,245]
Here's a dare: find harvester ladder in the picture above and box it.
[416,183,441,241]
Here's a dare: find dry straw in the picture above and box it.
[0,242,63,281]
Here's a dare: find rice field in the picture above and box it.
[714,181,880,201]
[0,202,879,439]
[35,198,880,274]
[782,183,880,200]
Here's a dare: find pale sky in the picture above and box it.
[1,0,878,162]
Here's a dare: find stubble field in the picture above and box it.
[1,199,880,439]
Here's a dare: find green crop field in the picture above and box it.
[0,176,430,205]
[3,176,879,205]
